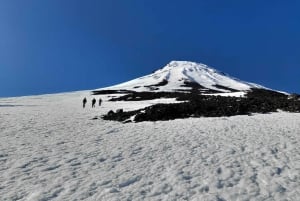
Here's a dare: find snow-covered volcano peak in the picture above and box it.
[95,61,266,95]
[156,61,212,72]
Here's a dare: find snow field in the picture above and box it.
[0,91,300,200]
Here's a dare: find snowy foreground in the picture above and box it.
[1,91,300,201]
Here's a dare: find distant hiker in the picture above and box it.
[83,97,87,108]
[99,98,102,106]
[92,98,96,108]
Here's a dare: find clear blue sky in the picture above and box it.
[1,0,299,97]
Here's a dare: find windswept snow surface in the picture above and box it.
[97,61,265,94]
[1,91,300,200]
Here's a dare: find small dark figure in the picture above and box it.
[92,98,96,108]
[116,108,123,113]
[99,98,102,106]
[83,97,87,108]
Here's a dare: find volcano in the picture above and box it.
[93,61,266,97]
[90,61,300,122]
[1,62,300,201]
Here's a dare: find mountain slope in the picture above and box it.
[94,61,266,95]
[1,92,300,200]
[91,61,300,122]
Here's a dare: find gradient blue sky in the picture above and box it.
[0,0,299,97]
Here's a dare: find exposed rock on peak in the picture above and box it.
[94,61,265,96]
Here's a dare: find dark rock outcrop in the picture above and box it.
[102,89,300,123]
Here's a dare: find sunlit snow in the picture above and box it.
[97,61,265,95]
[1,91,300,200]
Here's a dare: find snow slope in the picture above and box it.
[96,61,265,95]
[1,91,300,200]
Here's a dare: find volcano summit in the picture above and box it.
[94,61,266,97]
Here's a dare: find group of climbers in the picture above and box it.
[82,97,102,108]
